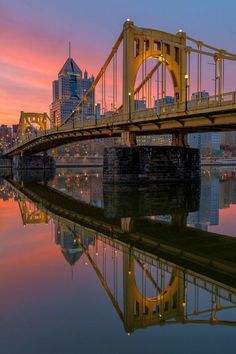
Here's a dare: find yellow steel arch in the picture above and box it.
[122,20,187,115]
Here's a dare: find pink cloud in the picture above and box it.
[0,9,103,125]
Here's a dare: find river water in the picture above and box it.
[1,167,236,354]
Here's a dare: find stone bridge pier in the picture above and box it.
[103,130,200,183]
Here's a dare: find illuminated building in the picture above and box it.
[50,56,94,126]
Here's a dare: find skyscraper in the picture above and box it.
[188,91,221,154]
[50,55,94,126]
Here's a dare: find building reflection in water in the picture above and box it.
[2,169,236,334]
[50,168,103,208]
[55,221,94,269]
[188,168,236,230]
[48,167,236,232]
[52,218,236,334]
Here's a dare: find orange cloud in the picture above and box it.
[0,9,103,125]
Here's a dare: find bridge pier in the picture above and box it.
[103,146,200,183]
[121,131,137,146]
[172,132,188,147]
[12,154,55,170]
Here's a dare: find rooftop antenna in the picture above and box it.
[69,41,71,58]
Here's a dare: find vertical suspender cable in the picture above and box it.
[102,74,104,115]
[222,59,225,96]
[115,52,117,111]
[144,41,147,106]
[104,72,106,113]
[142,47,145,100]
[113,55,115,112]
[188,51,191,101]
[161,42,164,103]
[156,60,159,105]
[197,45,200,95]
[219,59,222,97]
[199,46,202,95]
[214,58,217,99]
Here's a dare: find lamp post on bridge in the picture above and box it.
[95,103,97,126]
[185,74,189,113]
[72,110,75,128]
[128,92,132,122]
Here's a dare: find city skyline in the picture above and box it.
[2,0,236,124]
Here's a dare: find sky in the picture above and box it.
[1,0,236,125]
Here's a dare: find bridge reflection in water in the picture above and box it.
[2,174,236,334]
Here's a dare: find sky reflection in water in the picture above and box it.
[0,167,236,354]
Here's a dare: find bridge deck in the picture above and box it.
[5,92,236,156]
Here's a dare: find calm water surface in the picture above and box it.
[1,167,236,354]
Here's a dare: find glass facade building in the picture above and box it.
[50,57,94,125]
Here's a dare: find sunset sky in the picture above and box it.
[1,0,236,125]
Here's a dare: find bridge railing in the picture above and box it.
[5,91,236,154]
[45,91,236,132]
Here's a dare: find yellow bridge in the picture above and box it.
[4,20,236,156]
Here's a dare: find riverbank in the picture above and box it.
[201,159,236,166]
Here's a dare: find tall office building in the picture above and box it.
[155,96,174,107]
[136,96,173,146]
[188,91,221,154]
[0,125,11,139]
[188,132,220,153]
[187,173,220,230]
[134,99,146,110]
[221,131,236,147]
[50,56,94,125]
[12,124,19,139]
[54,222,94,266]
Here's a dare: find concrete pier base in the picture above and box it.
[103,146,200,184]
[12,155,55,170]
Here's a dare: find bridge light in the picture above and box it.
[126,18,131,22]
[185,75,189,112]
[178,29,183,33]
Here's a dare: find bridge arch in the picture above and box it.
[134,57,176,108]
[123,20,187,114]
[16,111,52,142]
[123,248,184,333]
